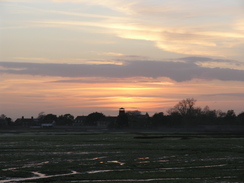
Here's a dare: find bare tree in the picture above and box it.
[168,98,197,117]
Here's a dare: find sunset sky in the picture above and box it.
[1,0,244,120]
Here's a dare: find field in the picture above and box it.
[0,131,244,182]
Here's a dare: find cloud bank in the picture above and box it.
[1,57,244,82]
[1,0,243,60]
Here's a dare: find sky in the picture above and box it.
[0,0,244,120]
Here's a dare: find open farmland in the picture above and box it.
[0,131,244,182]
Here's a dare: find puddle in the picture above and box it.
[32,172,46,177]
[86,170,114,174]
[72,144,112,147]
[157,160,169,163]
[137,157,149,160]
[196,164,227,168]
[107,161,125,166]
[69,176,237,182]
[29,161,49,167]
[71,178,182,182]
[89,156,106,160]
[199,157,244,161]
[1,169,128,183]
[100,160,125,166]
[138,161,150,164]
[2,161,50,171]
[2,167,18,171]
[52,152,91,155]
[0,171,78,183]
[0,166,236,183]
[160,164,227,170]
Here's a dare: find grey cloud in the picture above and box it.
[179,57,214,63]
[0,58,244,82]
[180,57,243,65]
[202,93,244,97]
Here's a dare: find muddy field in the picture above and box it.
[0,131,244,182]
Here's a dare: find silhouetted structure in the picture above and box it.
[3,98,243,131]
[117,108,129,128]
[15,116,39,127]
[0,114,11,126]
[74,116,87,126]
[119,108,125,115]
[126,111,150,128]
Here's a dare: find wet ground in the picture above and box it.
[0,132,244,182]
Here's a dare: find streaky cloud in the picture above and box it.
[202,93,244,97]
[1,57,244,82]
[179,57,243,64]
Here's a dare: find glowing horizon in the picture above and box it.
[0,0,244,120]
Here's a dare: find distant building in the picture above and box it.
[126,111,150,128]
[0,118,8,126]
[119,108,125,116]
[15,116,39,127]
[74,108,150,129]
[74,115,116,129]
[74,116,87,126]
[103,116,117,128]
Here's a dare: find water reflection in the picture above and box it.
[1,170,78,183]
[89,156,106,160]
[100,160,125,166]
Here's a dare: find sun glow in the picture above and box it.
[1,0,244,119]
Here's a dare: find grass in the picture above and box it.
[0,131,243,182]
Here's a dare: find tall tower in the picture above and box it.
[119,108,125,116]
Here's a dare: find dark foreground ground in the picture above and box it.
[0,131,244,183]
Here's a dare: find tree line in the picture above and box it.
[153,98,244,127]
[0,98,244,128]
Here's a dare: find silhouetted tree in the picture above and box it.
[0,114,12,126]
[57,114,74,125]
[202,106,217,118]
[167,111,183,126]
[43,114,57,123]
[224,110,236,124]
[116,113,129,128]
[168,98,197,117]
[0,114,6,119]
[86,112,105,126]
[6,117,12,125]
[37,112,46,121]
[216,110,226,118]
[152,112,166,127]
[237,112,244,124]
[200,106,218,125]
[225,110,236,118]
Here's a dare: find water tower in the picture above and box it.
[119,108,125,116]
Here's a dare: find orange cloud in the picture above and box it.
[1,72,244,119]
